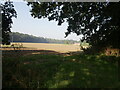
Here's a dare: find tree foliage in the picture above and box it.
[28,2,120,48]
[0,2,17,45]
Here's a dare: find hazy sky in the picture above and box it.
[12,1,82,41]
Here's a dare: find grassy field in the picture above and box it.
[2,49,120,88]
[1,42,81,53]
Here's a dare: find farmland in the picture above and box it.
[2,42,120,88]
[1,42,82,53]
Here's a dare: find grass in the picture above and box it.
[3,52,120,88]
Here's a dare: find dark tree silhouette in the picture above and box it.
[28,2,120,48]
[0,2,17,45]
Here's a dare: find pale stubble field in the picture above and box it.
[2,43,81,53]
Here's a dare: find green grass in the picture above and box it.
[3,53,120,88]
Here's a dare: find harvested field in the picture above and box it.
[1,43,81,53]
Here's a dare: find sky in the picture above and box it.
[11,1,82,41]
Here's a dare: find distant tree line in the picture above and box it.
[10,32,78,44]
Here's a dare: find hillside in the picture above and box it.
[10,32,79,44]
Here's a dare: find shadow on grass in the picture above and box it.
[46,54,119,88]
[2,49,62,58]
[2,50,120,88]
[3,50,63,88]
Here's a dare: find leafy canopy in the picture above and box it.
[28,2,120,48]
[0,2,17,45]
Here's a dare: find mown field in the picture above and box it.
[1,42,81,53]
[2,43,120,88]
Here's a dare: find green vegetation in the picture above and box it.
[3,53,119,88]
[10,32,78,44]
[1,2,17,45]
[80,41,89,47]
[28,2,120,49]
[2,2,119,88]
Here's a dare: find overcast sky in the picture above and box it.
[11,1,82,41]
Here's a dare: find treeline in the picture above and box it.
[10,32,79,44]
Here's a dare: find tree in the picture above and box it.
[0,2,17,45]
[27,2,120,48]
